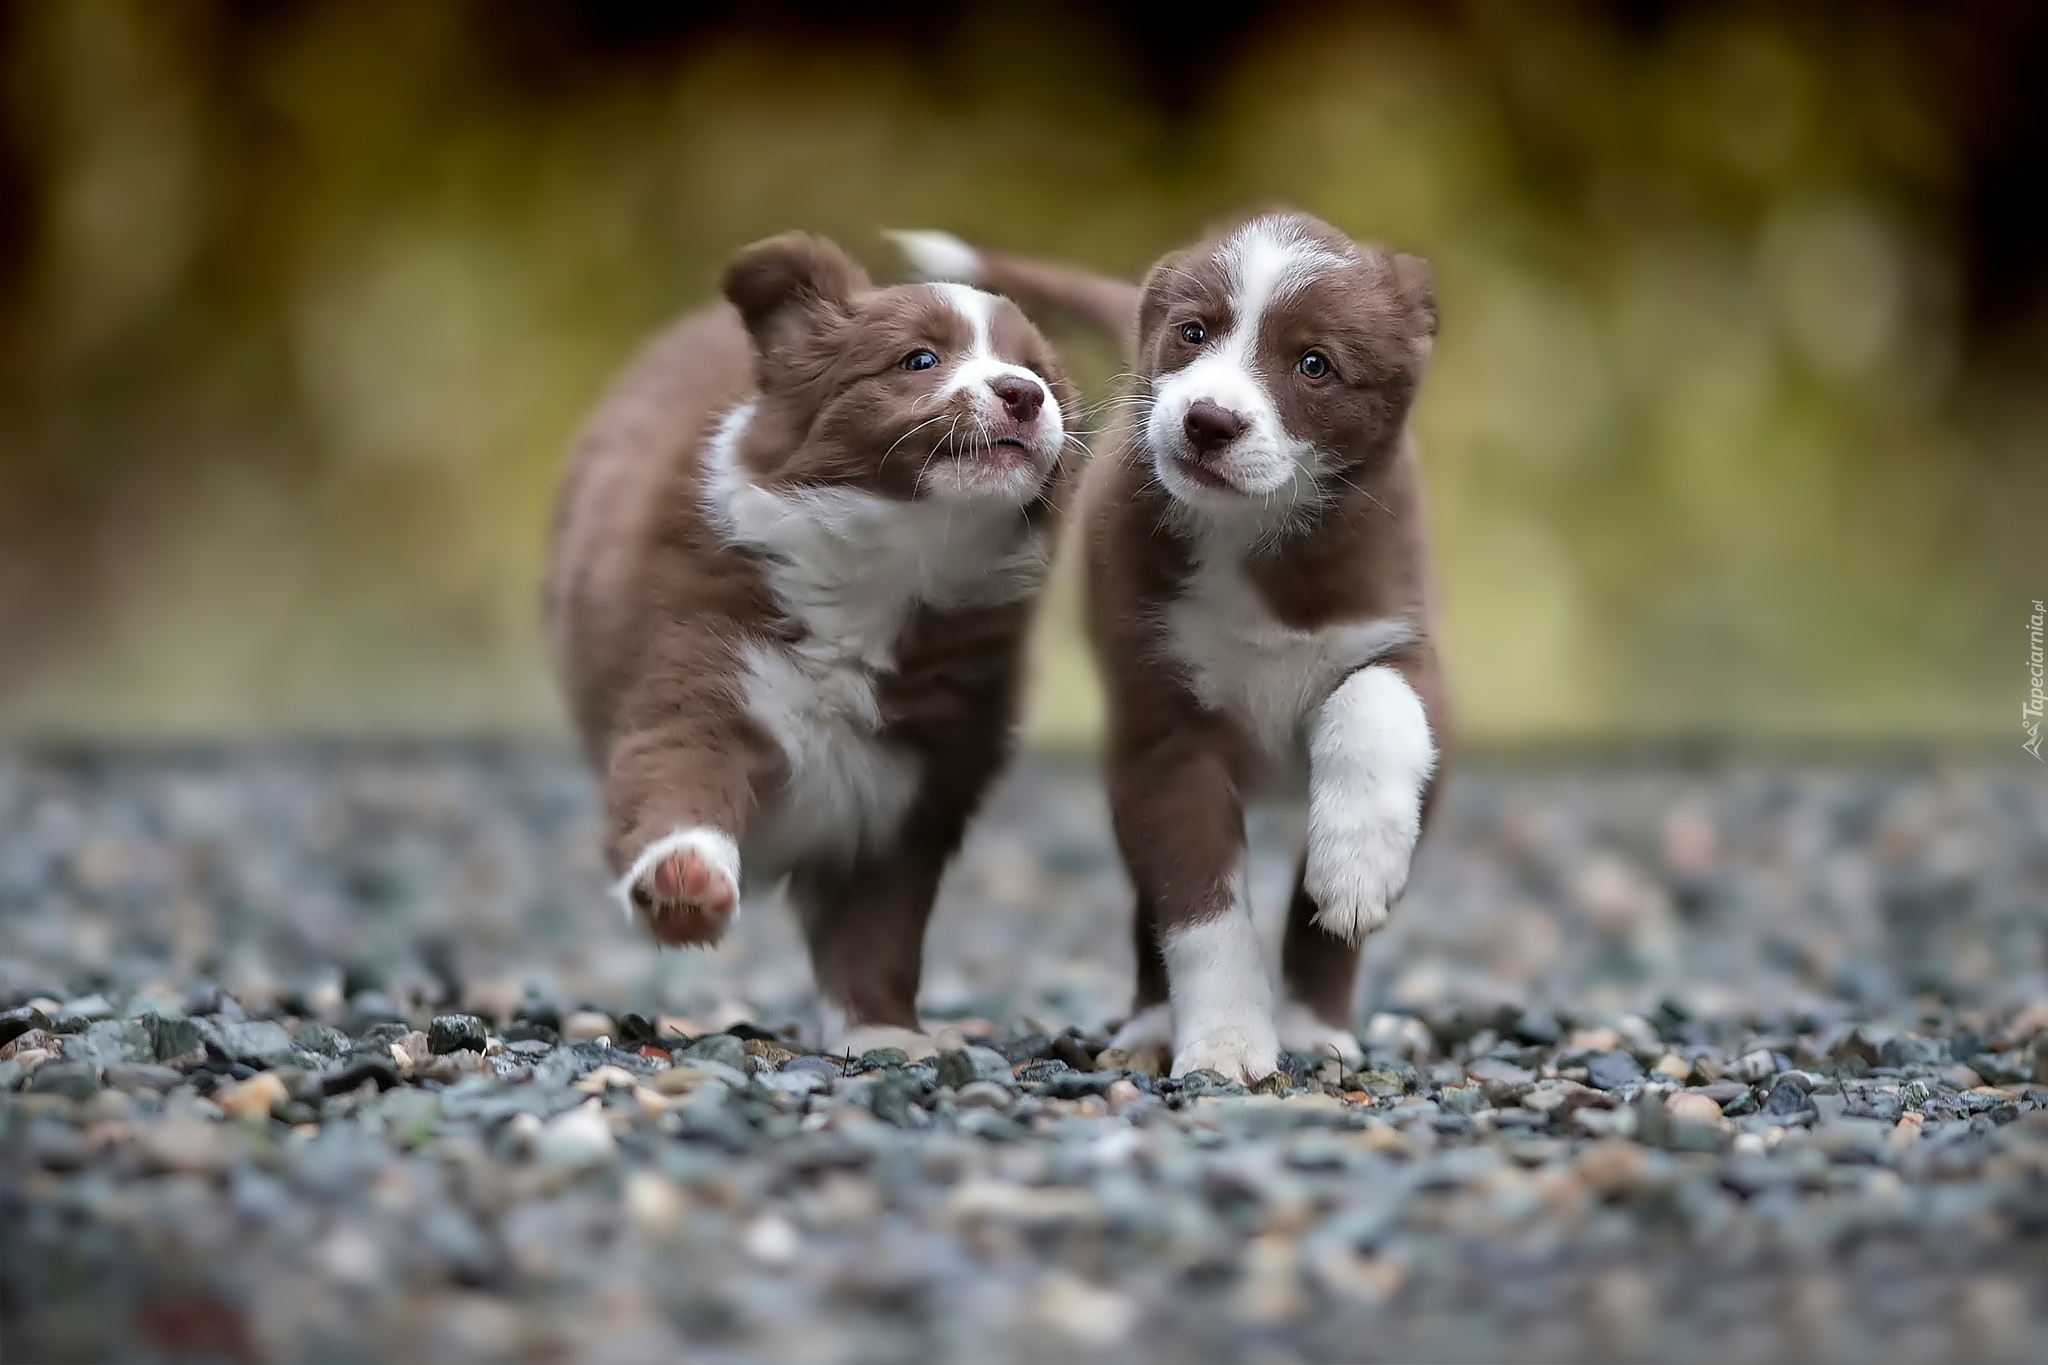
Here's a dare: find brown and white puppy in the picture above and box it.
[894,215,1446,1081]
[546,232,1074,1060]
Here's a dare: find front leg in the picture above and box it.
[1109,729,1278,1084]
[1301,661,1439,945]
[1107,892,1174,1058]
[604,689,761,948]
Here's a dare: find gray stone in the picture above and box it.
[1586,1051,1645,1091]
[1014,1059,1073,1086]
[952,1080,1014,1110]
[147,1013,209,1063]
[1812,1118,1892,1164]
[1037,1070,1121,1100]
[1466,1057,1536,1105]
[292,1022,352,1057]
[0,1005,50,1048]
[1879,1034,1948,1069]
[1841,1088,1905,1123]
[27,1061,100,1100]
[103,1063,183,1094]
[781,1054,840,1077]
[428,1014,488,1055]
[935,1046,1014,1090]
[1440,1085,1490,1115]
[217,1019,296,1069]
[65,1018,154,1066]
[680,1033,749,1073]
[871,1074,928,1128]
[1763,1076,1818,1120]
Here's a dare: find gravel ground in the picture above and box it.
[2,746,2046,1363]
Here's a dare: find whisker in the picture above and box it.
[1319,462,1394,517]
[883,413,953,466]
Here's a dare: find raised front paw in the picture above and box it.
[617,829,740,947]
[1171,1016,1280,1084]
[1302,813,1417,945]
[1274,1001,1364,1067]
[1305,664,1435,945]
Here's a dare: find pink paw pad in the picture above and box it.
[636,846,736,946]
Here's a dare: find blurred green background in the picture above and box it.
[1,0,2042,747]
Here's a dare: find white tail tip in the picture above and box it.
[885,228,983,284]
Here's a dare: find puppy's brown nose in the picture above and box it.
[989,375,1044,423]
[1183,400,1246,455]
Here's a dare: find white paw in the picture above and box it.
[614,828,740,947]
[1171,1015,1280,1084]
[1303,816,1415,944]
[884,228,982,283]
[1109,1003,1174,1053]
[828,1023,940,1063]
[1274,1002,1364,1066]
[1305,666,1435,945]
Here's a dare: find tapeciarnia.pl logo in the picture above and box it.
[2027,599,2045,760]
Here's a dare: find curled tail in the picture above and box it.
[887,230,1140,349]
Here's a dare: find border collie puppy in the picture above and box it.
[894,215,1446,1081]
[546,232,1073,1061]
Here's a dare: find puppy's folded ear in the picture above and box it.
[722,233,869,351]
[1392,252,1437,346]
[1134,249,1192,353]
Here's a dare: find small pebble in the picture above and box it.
[218,1072,289,1123]
[532,1103,615,1169]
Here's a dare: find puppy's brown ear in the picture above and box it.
[722,233,868,351]
[1392,252,1437,346]
[1134,249,1192,355]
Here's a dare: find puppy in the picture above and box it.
[895,215,1446,1081]
[546,232,1074,1060]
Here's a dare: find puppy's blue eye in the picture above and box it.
[1180,323,1205,345]
[902,350,939,371]
[1297,350,1330,379]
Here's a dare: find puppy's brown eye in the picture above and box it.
[1297,350,1331,380]
[902,350,939,371]
[1180,323,1205,345]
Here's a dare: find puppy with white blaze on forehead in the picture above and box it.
[546,232,1074,1062]
[894,215,1446,1082]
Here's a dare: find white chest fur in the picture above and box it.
[1164,544,1415,760]
[703,404,1050,871]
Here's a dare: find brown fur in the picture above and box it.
[944,213,1449,1069]
[545,233,1074,1050]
